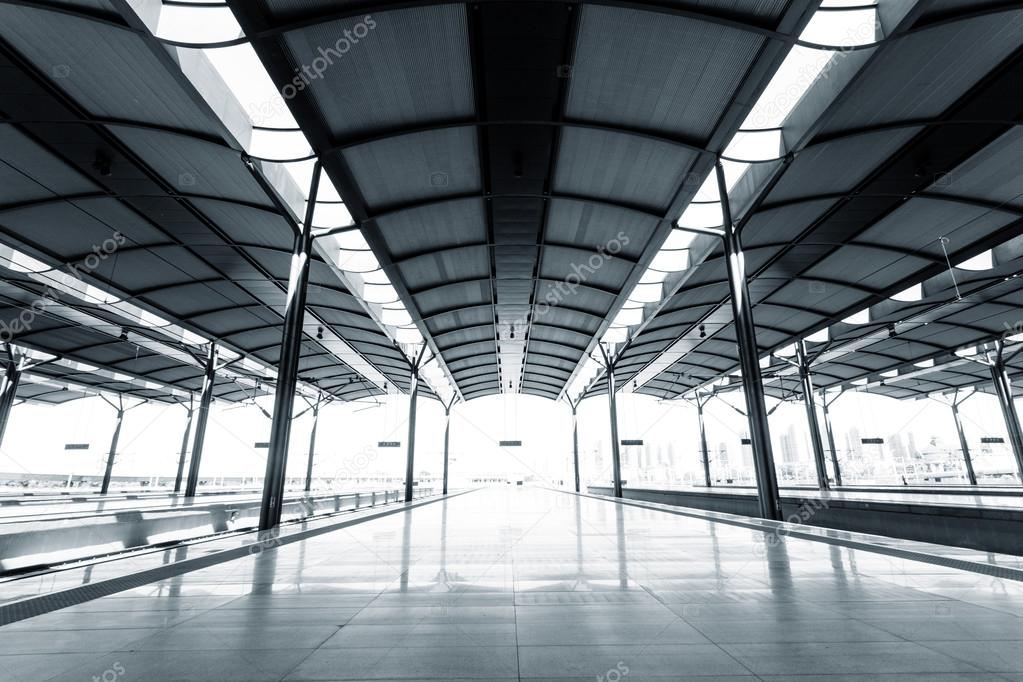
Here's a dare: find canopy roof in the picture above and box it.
[1,0,1021,407]
[588,1,1023,404]
[230,0,821,401]
[0,0,421,403]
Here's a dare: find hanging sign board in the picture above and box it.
[981,437,1005,444]
[499,440,522,447]
[620,439,644,446]
[740,438,752,445]
[254,442,270,449]
[64,443,89,450]
[378,441,401,448]
[861,438,884,445]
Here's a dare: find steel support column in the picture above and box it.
[717,161,781,520]
[820,391,843,486]
[697,396,712,488]
[259,162,321,530]
[599,344,623,498]
[442,398,453,495]
[185,342,217,498]
[403,377,419,501]
[304,398,321,492]
[950,397,977,486]
[100,404,125,495]
[796,341,830,491]
[403,344,427,503]
[989,355,1023,482]
[173,400,195,493]
[0,360,22,450]
[571,401,581,493]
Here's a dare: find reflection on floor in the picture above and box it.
[2,487,1022,681]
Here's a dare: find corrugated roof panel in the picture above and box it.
[820,11,1023,135]
[110,126,272,208]
[568,5,764,140]
[377,198,486,258]
[343,126,480,210]
[931,127,1023,209]
[538,245,635,291]
[425,306,493,336]
[413,279,491,316]
[858,198,1018,257]
[545,199,657,259]
[768,128,924,204]
[554,127,698,212]
[804,246,931,292]
[283,4,473,138]
[0,127,98,206]
[397,244,490,291]
[0,5,219,136]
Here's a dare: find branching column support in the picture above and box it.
[304,394,324,492]
[562,396,582,493]
[695,393,712,488]
[442,395,456,495]
[185,341,218,498]
[597,343,623,498]
[0,344,58,450]
[259,162,321,530]
[795,341,830,490]
[0,357,23,449]
[99,395,145,495]
[173,396,195,493]
[717,160,781,520]
[988,340,1023,482]
[948,389,977,486]
[820,389,844,486]
[403,343,429,502]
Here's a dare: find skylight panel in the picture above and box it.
[891,283,923,302]
[724,129,784,162]
[361,268,393,285]
[395,326,423,345]
[629,281,663,304]
[774,343,796,358]
[842,308,871,325]
[331,231,380,273]
[649,247,689,273]
[639,269,667,285]
[677,202,724,230]
[613,306,643,328]
[601,327,629,344]
[312,200,355,229]
[362,282,399,305]
[380,306,411,326]
[805,328,830,344]
[957,250,994,271]
[801,5,879,48]
[153,2,243,45]
[248,128,313,162]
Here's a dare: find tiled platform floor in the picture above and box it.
[2,487,1022,681]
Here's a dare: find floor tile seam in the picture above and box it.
[0,492,473,627]
[563,490,1023,583]
[903,638,1012,676]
